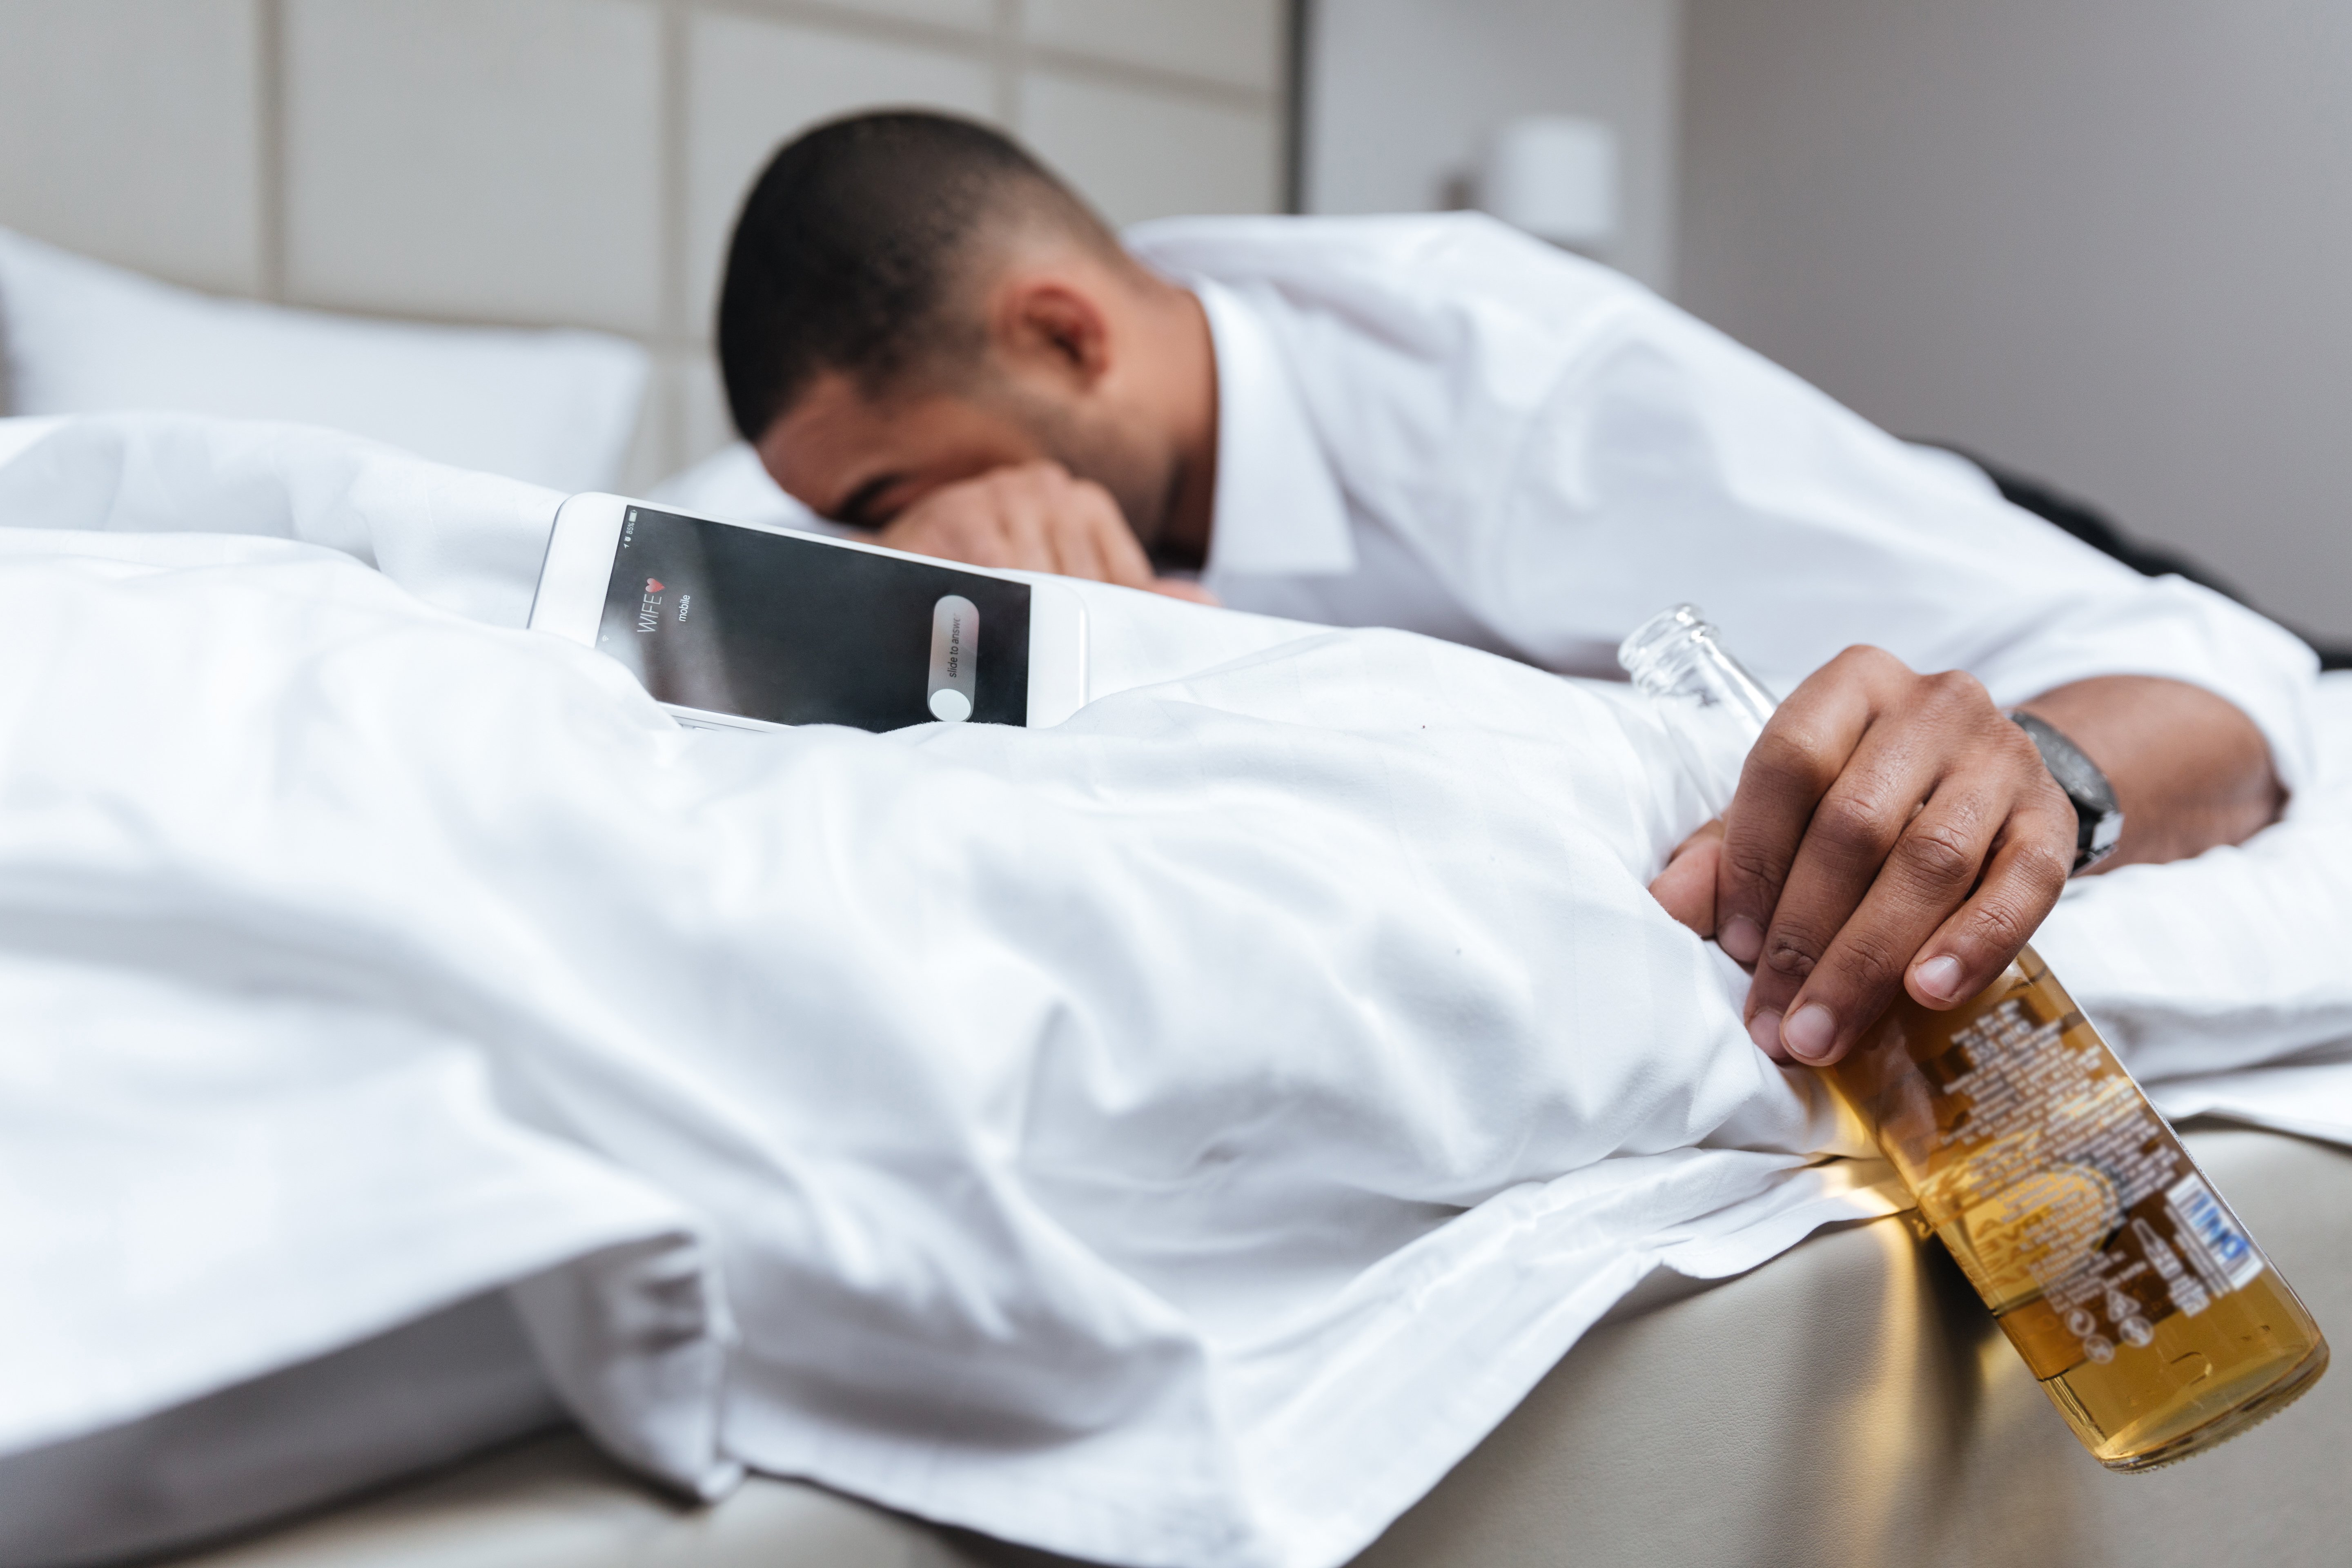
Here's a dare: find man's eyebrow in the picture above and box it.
[833,475,902,530]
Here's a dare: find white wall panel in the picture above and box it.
[686,12,997,337]
[4,0,1293,479]
[1024,74,1281,227]
[0,0,262,295]
[1302,0,1681,293]
[283,0,663,333]
[1026,0,1286,91]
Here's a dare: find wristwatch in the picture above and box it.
[2012,711,2124,874]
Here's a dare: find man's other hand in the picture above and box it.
[873,461,1216,603]
[1654,646,2078,1067]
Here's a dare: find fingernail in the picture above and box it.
[1720,915,1764,964]
[1914,954,1964,1002]
[1747,1009,1783,1054]
[1782,1003,1838,1062]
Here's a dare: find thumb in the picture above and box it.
[1648,822,1724,935]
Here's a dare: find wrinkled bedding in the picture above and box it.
[0,415,2346,1568]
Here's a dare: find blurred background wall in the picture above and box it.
[1679,0,2352,643]
[1301,0,1681,293]
[1,0,2343,635]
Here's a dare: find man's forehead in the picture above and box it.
[753,373,928,513]
[756,371,1036,519]
[761,372,886,472]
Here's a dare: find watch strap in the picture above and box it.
[2011,710,2124,873]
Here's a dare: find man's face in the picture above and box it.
[758,369,1176,548]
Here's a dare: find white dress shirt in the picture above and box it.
[1127,214,2319,790]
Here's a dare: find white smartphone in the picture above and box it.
[528,493,1088,733]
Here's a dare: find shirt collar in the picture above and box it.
[1194,279,1356,578]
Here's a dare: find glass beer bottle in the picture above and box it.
[1619,604,2328,1470]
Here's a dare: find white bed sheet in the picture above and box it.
[0,414,1879,1568]
[2,413,2348,1568]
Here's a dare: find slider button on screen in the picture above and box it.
[927,595,979,722]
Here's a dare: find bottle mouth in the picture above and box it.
[1616,603,1714,688]
[1617,604,1782,728]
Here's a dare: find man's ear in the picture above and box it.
[993,274,1114,392]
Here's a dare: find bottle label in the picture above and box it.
[1887,993,2264,1377]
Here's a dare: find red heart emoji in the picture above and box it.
[646,578,665,593]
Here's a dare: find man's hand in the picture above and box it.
[1659,647,2079,1067]
[873,460,1215,602]
[1652,652,2287,1065]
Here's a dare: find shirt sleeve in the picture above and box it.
[1449,292,2321,793]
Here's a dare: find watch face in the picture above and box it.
[2083,808,2125,868]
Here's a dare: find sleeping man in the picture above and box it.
[715,111,2316,1076]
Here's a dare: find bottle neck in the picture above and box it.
[1617,605,1780,817]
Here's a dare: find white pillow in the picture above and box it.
[0,227,646,494]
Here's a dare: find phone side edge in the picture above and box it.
[530,492,629,647]
[661,703,791,734]
[1025,581,1089,727]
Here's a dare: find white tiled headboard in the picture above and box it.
[0,0,1294,488]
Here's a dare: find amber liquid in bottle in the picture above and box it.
[1827,949,2326,1468]
[1621,605,2328,1470]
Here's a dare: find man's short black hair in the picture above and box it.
[717,110,1115,443]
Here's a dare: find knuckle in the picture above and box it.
[1911,669,1987,726]
[1833,644,1890,673]
[999,463,1055,501]
[1840,644,1912,689]
[1924,667,1988,704]
[1719,836,1788,893]
[1899,817,1981,886]
[1964,893,2037,957]
[1831,925,1908,989]
[1748,727,1840,796]
[1762,932,1821,982]
[2026,769,2073,820]
[1929,668,1985,715]
[2012,836,2073,896]
[1813,789,1900,858]
[2008,724,2059,777]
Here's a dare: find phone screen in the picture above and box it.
[595,505,1033,731]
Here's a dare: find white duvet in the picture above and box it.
[0,415,2345,1568]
